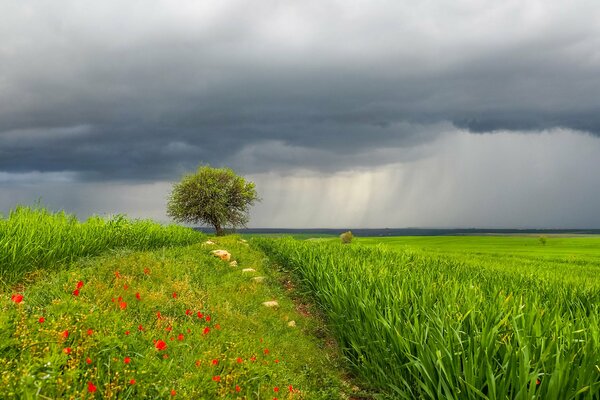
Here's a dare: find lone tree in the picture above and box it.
[167,166,259,236]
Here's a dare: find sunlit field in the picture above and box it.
[255,235,600,399]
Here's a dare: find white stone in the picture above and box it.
[210,249,231,261]
[229,260,238,267]
[262,300,279,308]
[204,240,215,245]
[251,276,266,282]
[287,320,296,327]
[242,268,256,273]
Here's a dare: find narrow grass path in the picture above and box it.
[1,237,353,399]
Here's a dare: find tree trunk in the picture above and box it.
[214,224,224,236]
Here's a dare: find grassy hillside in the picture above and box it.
[255,237,600,399]
[1,237,352,398]
[0,206,204,284]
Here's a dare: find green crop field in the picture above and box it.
[255,235,600,399]
[3,207,600,399]
[360,236,600,290]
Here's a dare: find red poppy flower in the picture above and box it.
[177,334,184,341]
[236,357,243,364]
[195,360,201,367]
[72,289,80,296]
[155,340,167,351]
[119,301,127,310]
[157,311,162,319]
[536,379,541,385]
[124,357,131,364]
[236,385,241,392]
[274,387,279,392]
[38,317,45,323]
[169,337,174,341]
[86,357,92,364]
[215,324,221,330]
[165,326,172,332]
[135,292,141,300]
[212,376,221,382]
[203,327,210,335]
[211,359,218,366]
[170,389,176,396]
[275,359,280,363]
[76,281,84,289]
[88,382,97,393]
[115,271,121,278]
[187,328,191,333]
[63,347,71,354]
[205,315,211,322]
[163,353,169,359]
[263,348,270,355]
[197,312,204,319]
[288,385,294,392]
[123,284,129,290]
[144,267,150,274]
[250,355,256,362]
[118,296,122,301]
[172,292,177,298]
[125,330,130,335]
[11,294,23,304]
[185,309,191,315]
[61,330,69,339]
[129,379,136,385]
[87,328,93,336]
[138,324,143,331]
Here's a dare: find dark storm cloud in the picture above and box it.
[1,1,600,182]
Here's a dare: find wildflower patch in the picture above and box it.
[0,237,350,399]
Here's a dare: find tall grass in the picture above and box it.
[0,205,204,283]
[255,238,600,399]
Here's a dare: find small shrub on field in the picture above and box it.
[340,231,353,244]
[539,235,547,245]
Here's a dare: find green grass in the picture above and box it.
[358,236,600,290]
[0,206,204,284]
[1,236,351,398]
[255,236,600,399]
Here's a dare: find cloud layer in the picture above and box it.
[2,1,600,181]
[1,1,600,227]
[3,129,599,228]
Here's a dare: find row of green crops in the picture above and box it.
[254,238,600,400]
[0,206,204,283]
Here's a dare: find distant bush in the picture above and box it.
[539,235,547,246]
[340,231,353,244]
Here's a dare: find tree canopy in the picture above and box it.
[167,166,259,236]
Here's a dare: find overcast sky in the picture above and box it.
[2,0,600,228]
